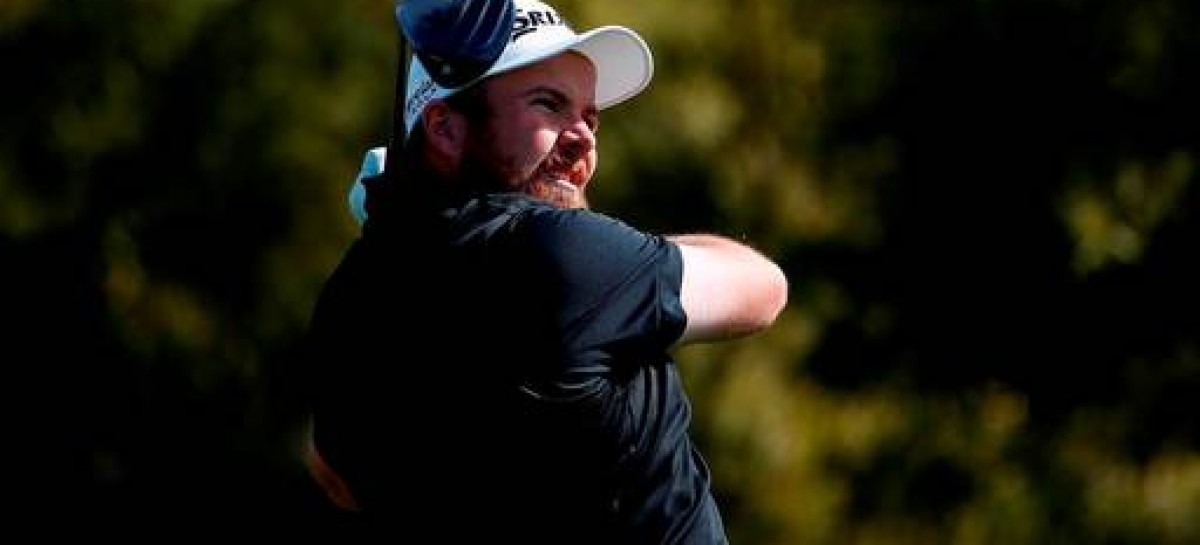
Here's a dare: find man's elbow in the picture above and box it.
[750,262,788,332]
[725,263,789,338]
[677,256,790,345]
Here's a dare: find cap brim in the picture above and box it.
[484,25,653,110]
[572,26,653,109]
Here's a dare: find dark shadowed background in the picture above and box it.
[3,1,1198,542]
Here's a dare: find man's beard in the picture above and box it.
[458,139,589,210]
[520,174,588,209]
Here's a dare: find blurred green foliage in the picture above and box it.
[3,0,1198,542]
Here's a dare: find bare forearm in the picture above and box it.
[669,234,788,345]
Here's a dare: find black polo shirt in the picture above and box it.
[308,191,728,544]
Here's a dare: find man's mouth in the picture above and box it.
[528,152,588,208]
[542,174,579,202]
[550,177,577,194]
[526,169,584,208]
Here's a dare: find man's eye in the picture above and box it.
[533,98,561,112]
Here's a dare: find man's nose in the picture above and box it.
[560,118,596,158]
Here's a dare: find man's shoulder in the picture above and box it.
[479,194,635,238]
[451,194,624,248]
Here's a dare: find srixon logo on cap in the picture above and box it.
[513,7,571,40]
[406,76,439,126]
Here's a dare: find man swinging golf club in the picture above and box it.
[304,1,788,543]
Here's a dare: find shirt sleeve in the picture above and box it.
[516,207,688,362]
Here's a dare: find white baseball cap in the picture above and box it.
[349,0,654,225]
[402,0,654,135]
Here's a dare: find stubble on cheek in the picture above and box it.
[463,131,589,209]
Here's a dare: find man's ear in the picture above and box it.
[421,100,466,157]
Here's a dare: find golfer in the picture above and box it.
[304,1,788,543]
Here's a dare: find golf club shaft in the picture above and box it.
[384,26,410,182]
